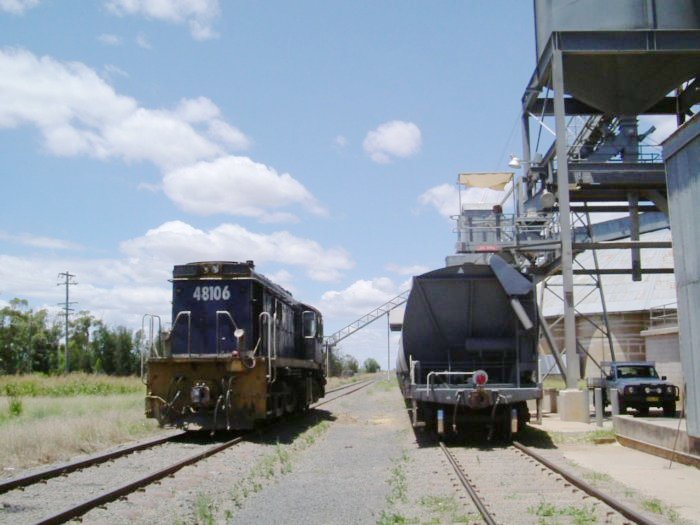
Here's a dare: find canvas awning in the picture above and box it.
[458,172,513,191]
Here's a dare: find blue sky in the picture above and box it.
[0,0,541,366]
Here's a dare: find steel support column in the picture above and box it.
[552,50,581,389]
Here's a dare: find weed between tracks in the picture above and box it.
[641,498,682,523]
[528,500,597,524]
[185,419,331,524]
[377,449,478,525]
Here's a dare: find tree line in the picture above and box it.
[0,299,140,375]
[1,297,384,377]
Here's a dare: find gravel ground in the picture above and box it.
[446,444,627,525]
[229,380,479,525]
[532,444,695,525]
[0,434,223,525]
[4,379,688,525]
[79,379,479,525]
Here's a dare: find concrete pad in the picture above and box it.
[558,388,590,423]
[560,442,700,525]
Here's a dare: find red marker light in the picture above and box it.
[473,370,488,386]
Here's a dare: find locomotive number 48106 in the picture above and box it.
[192,285,231,301]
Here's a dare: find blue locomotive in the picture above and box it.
[145,261,325,430]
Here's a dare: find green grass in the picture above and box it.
[193,494,215,525]
[582,471,612,484]
[547,427,616,445]
[642,498,682,522]
[529,501,597,524]
[0,373,143,397]
[370,379,397,394]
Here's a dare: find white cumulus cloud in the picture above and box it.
[0,48,246,169]
[163,156,326,220]
[0,47,325,223]
[363,120,422,164]
[320,277,405,318]
[0,0,39,15]
[105,0,221,41]
[418,183,459,219]
[121,221,353,282]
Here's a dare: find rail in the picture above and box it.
[26,380,376,524]
[513,442,658,525]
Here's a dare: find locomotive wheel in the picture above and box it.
[283,382,298,414]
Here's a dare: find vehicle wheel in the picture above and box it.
[663,402,676,418]
[618,399,626,414]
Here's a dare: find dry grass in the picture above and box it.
[0,394,162,472]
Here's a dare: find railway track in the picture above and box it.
[0,378,375,525]
[439,440,659,525]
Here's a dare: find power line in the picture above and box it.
[57,271,77,373]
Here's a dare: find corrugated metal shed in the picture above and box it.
[541,228,676,317]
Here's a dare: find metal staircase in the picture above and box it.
[323,290,410,349]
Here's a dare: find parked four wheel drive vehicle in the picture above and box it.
[587,361,679,417]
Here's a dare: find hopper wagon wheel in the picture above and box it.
[499,407,514,443]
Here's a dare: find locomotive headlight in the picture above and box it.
[626,386,636,394]
[190,383,211,405]
[644,387,651,394]
[211,264,220,274]
[666,386,674,394]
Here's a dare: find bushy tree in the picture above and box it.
[0,299,61,374]
[1,297,139,376]
[363,358,381,373]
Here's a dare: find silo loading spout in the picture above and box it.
[489,255,534,330]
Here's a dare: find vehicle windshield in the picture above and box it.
[616,366,659,379]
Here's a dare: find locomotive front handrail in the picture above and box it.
[140,314,162,385]
[258,311,277,383]
[215,311,238,355]
[172,311,192,356]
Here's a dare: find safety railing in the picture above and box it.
[258,311,277,383]
[140,314,162,384]
[215,311,239,355]
[171,311,192,357]
[649,302,678,328]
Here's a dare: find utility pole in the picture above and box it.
[57,271,77,373]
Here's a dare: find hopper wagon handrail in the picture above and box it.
[324,289,410,347]
[425,371,475,390]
